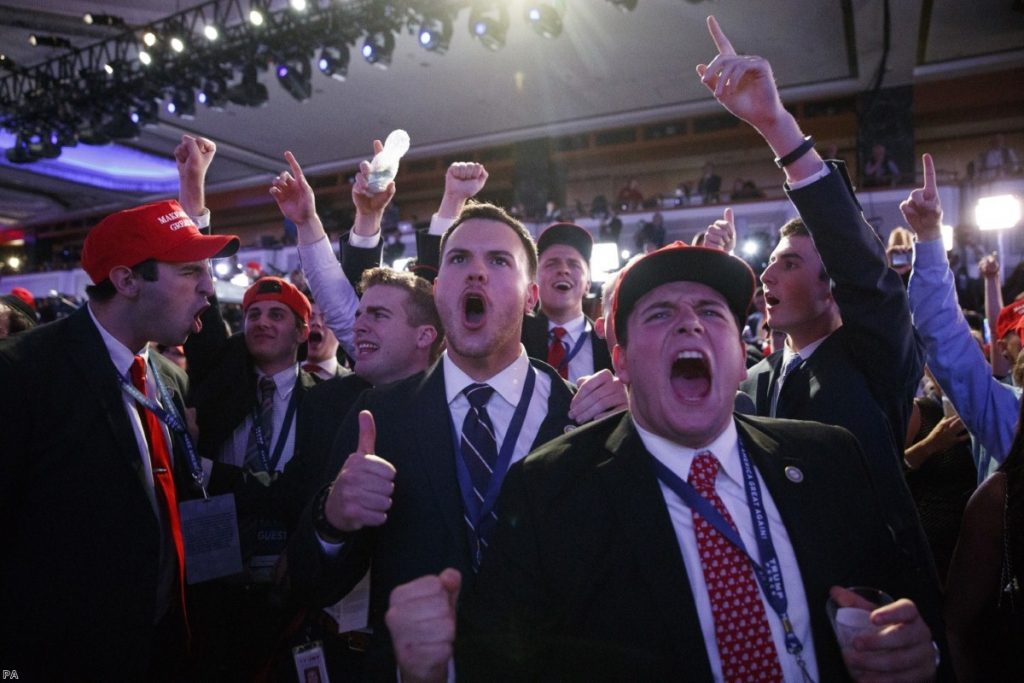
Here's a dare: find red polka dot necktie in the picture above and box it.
[689,450,782,682]
[547,326,568,379]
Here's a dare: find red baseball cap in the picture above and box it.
[81,200,239,284]
[9,286,35,311]
[242,276,311,324]
[996,300,1024,341]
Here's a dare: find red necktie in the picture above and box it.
[130,356,188,621]
[302,362,323,376]
[547,326,569,379]
[688,451,782,683]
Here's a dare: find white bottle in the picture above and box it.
[367,129,410,193]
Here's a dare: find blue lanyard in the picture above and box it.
[117,358,207,496]
[651,439,814,680]
[248,384,300,473]
[452,366,536,529]
[551,322,589,372]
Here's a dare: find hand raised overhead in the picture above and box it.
[270,151,317,226]
[324,410,397,533]
[353,139,397,216]
[696,16,786,131]
[899,154,942,242]
[703,207,736,253]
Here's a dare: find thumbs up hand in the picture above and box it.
[386,569,462,683]
[324,410,396,532]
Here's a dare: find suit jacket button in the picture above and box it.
[784,465,804,483]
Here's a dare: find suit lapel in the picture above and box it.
[755,352,782,414]
[598,416,715,679]
[530,360,575,449]
[735,416,848,681]
[67,308,146,477]
[411,364,470,561]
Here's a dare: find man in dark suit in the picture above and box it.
[287,202,576,680]
[0,198,238,680]
[389,241,945,683]
[520,222,614,381]
[383,19,946,683]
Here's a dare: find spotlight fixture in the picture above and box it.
[0,54,17,71]
[525,2,565,39]
[169,36,185,53]
[361,31,395,68]
[606,0,639,10]
[290,0,308,11]
[418,15,453,53]
[142,30,158,47]
[468,5,509,51]
[249,9,266,27]
[166,87,196,118]
[83,13,125,27]
[203,24,220,41]
[317,45,349,81]
[138,50,153,66]
[5,135,33,164]
[28,131,61,159]
[103,112,141,140]
[276,55,312,102]
[199,76,229,109]
[227,63,269,107]
[29,35,73,49]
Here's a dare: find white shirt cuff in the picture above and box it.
[348,231,381,249]
[786,162,831,190]
[191,208,211,230]
[429,213,457,236]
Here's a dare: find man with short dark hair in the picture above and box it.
[287,200,575,680]
[0,193,238,679]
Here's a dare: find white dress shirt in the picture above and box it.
[219,363,300,472]
[636,418,819,683]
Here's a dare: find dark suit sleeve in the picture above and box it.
[285,393,375,608]
[785,162,923,440]
[339,233,382,290]
[457,461,550,682]
[414,230,442,283]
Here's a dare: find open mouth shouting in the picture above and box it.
[552,280,573,292]
[308,330,324,346]
[671,350,711,401]
[191,304,209,334]
[463,292,487,329]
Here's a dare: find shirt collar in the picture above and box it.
[548,314,586,342]
[784,332,830,364]
[315,357,338,376]
[87,302,148,377]
[443,346,532,407]
[634,417,741,487]
[258,363,299,400]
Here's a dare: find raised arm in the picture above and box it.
[905,153,1020,479]
[271,151,359,356]
[176,134,215,219]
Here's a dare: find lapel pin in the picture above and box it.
[784,465,804,483]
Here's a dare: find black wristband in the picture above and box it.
[774,135,815,169]
[313,484,349,544]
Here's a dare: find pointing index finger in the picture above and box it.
[284,150,304,180]
[707,16,736,56]
[922,153,936,198]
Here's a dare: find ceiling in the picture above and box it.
[0,0,1022,228]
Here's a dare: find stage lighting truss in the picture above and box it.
[0,0,641,163]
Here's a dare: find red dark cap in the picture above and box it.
[996,300,1024,341]
[242,276,311,324]
[611,241,755,343]
[9,286,35,311]
[81,200,239,284]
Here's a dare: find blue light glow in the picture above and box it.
[0,130,178,193]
